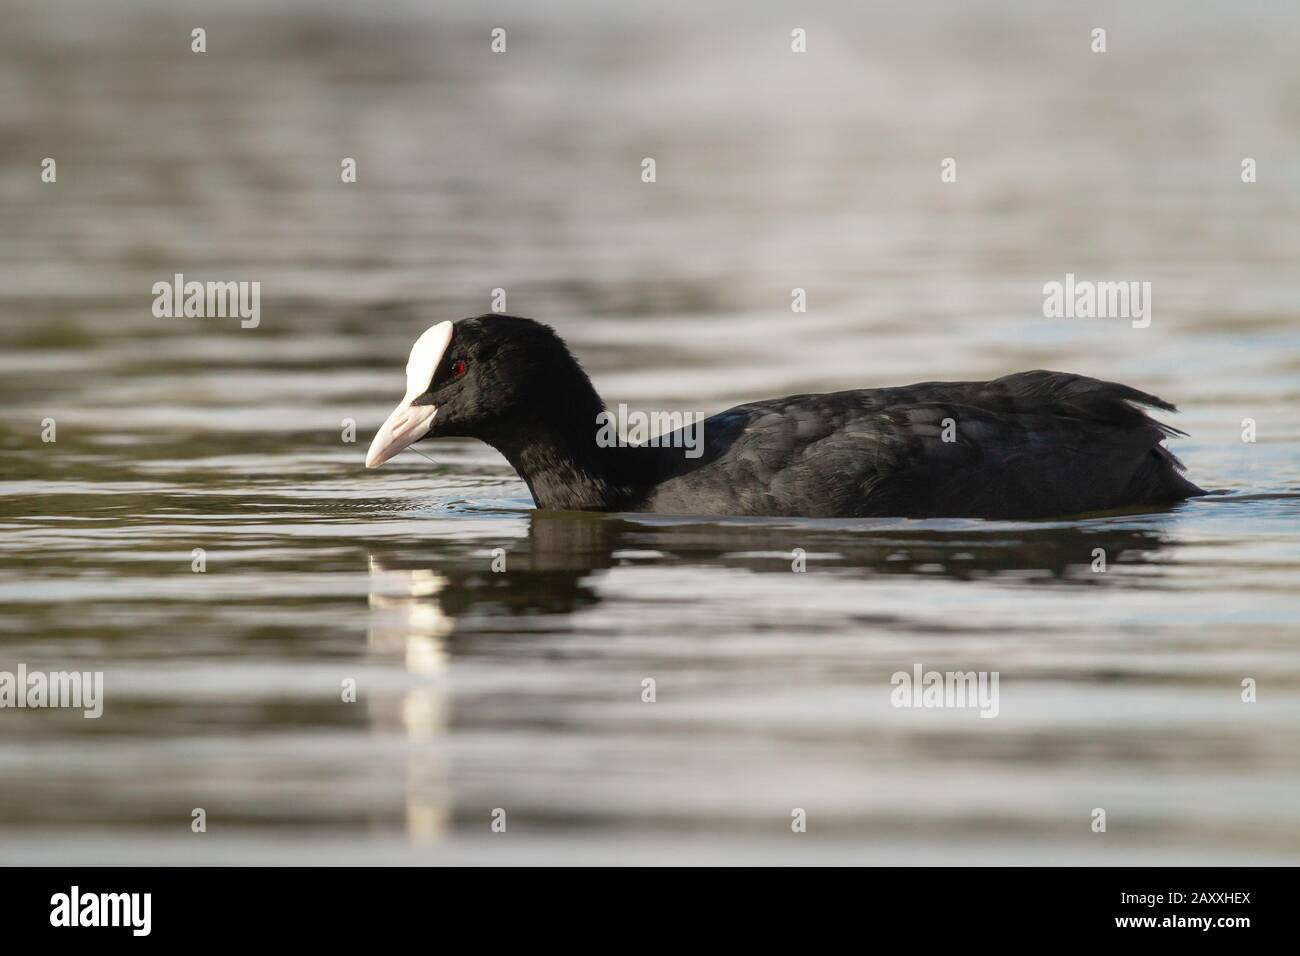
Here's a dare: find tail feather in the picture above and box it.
[996,370,1186,437]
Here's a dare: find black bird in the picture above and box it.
[366,315,1205,519]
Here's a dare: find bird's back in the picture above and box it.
[633,370,1204,519]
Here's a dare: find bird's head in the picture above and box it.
[365,314,598,468]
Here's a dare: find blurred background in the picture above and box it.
[0,0,1297,864]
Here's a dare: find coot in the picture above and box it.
[365,315,1205,519]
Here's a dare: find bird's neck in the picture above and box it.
[483,395,644,512]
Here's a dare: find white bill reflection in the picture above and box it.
[367,556,453,842]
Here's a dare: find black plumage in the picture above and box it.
[368,315,1205,519]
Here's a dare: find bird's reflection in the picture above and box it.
[367,509,1176,838]
[371,510,1179,627]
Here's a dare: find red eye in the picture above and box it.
[451,359,467,378]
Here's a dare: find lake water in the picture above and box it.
[1,0,1298,864]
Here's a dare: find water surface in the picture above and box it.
[1,0,1298,864]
